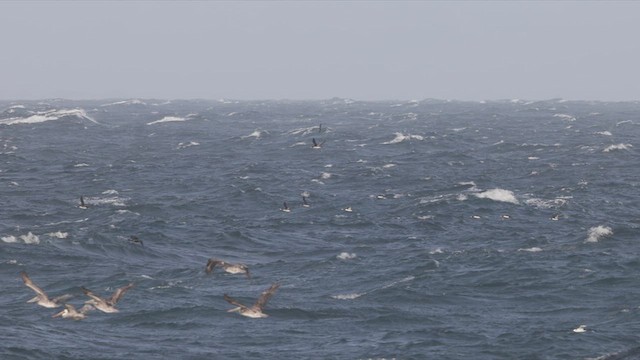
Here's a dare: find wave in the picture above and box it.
[147,116,187,125]
[101,99,146,107]
[474,188,519,204]
[0,108,97,125]
[177,141,200,149]
[241,130,263,139]
[336,252,356,260]
[2,232,40,244]
[603,143,633,152]
[382,132,424,144]
[585,225,613,243]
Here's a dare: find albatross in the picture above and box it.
[20,271,73,308]
[205,259,251,278]
[81,283,134,313]
[224,283,280,318]
[52,303,95,320]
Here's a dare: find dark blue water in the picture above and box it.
[1,98,640,359]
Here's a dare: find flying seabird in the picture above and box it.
[52,303,95,320]
[20,271,73,308]
[205,259,251,278]
[81,283,134,313]
[281,202,291,212]
[79,195,88,209]
[302,196,310,208]
[224,283,280,318]
[311,138,325,149]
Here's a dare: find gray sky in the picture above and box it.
[2,1,639,101]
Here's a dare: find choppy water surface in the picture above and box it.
[1,98,640,359]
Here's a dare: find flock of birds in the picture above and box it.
[20,259,279,320]
[18,126,330,321]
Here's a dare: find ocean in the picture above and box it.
[1,98,639,359]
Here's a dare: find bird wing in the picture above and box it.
[81,286,105,303]
[224,294,248,310]
[312,138,318,146]
[52,293,74,304]
[20,271,47,297]
[254,283,280,310]
[206,259,222,274]
[109,283,134,304]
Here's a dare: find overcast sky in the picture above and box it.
[1,1,639,101]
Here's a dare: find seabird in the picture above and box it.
[302,196,310,208]
[224,283,280,318]
[79,195,88,209]
[311,138,325,149]
[281,202,291,212]
[205,259,251,278]
[129,236,143,246]
[52,303,94,320]
[343,207,353,212]
[81,283,134,313]
[551,214,560,221]
[20,271,72,308]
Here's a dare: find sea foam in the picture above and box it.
[382,132,424,144]
[474,189,519,204]
[585,225,613,243]
[147,116,187,125]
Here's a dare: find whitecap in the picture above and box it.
[474,188,519,204]
[241,130,262,139]
[331,293,363,300]
[101,99,146,107]
[382,132,424,144]
[0,108,97,125]
[337,252,356,260]
[603,143,633,152]
[47,231,68,239]
[595,131,612,136]
[553,113,576,121]
[320,172,332,180]
[102,189,119,195]
[1,235,19,243]
[525,198,567,209]
[20,232,40,244]
[382,164,396,168]
[518,247,543,252]
[146,116,187,125]
[586,225,613,243]
[74,163,90,167]
[177,141,200,149]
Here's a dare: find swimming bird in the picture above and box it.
[302,196,310,208]
[81,283,134,313]
[224,283,280,318]
[52,303,94,320]
[205,259,251,278]
[311,138,325,149]
[79,195,88,209]
[20,271,72,308]
[281,201,291,212]
[129,235,143,246]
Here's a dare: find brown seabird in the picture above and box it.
[52,303,95,320]
[81,283,134,313]
[224,283,280,318]
[20,271,72,308]
[205,259,251,279]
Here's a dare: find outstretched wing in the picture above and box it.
[224,294,248,310]
[52,293,74,303]
[81,286,105,303]
[20,271,47,297]
[254,283,280,310]
[312,138,318,146]
[109,283,134,304]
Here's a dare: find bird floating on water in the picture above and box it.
[224,283,280,318]
[81,283,134,313]
[302,196,310,208]
[205,259,251,279]
[20,271,73,308]
[281,201,291,212]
